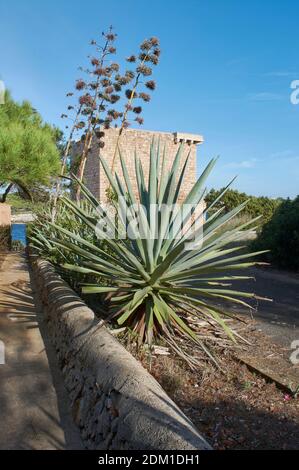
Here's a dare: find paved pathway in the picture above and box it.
[0,252,82,450]
[249,267,299,347]
[222,266,299,350]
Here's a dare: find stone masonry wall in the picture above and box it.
[73,128,204,203]
[31,256,211,451]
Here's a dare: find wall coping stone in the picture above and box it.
[30,256,212,451]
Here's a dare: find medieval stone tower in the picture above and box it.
[73,128,204,203]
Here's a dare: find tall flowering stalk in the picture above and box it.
[75,28,119,201]
[52,29,161,215]
[51,102,83,221]
[109,37,160,174]
[52,27,120,214]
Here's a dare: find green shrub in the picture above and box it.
[0,225,11,251]
[28,199,107,292]
[6,192,48,215]
[252,196,299,271]
[11,239,25,252]
[206,188,282,225]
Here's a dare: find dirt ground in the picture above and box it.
[137,326,299,450]
[115,262,299,450]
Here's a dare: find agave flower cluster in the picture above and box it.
[31,142,268,365]
[61,32,160,157]
[54,27,160,206]
[118,36,160,129]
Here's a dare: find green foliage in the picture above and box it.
[206,188,282,225]
[6,193,47,214]
[11,239,25,252]
[252,196,299,271]
[30,142,267,366]
[28,199,112,295]
[0,225,11,251]
[0,91,60,201]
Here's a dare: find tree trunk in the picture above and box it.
[0,183,13,203]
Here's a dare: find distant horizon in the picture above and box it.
[1,0,298,199]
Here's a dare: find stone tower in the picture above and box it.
[72,128,204,203]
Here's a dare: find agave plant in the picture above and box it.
[30,141,268,364]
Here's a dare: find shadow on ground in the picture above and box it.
[0,255,83,450]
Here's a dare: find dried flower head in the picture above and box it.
[136,65,152,76]
[110,94,120,103]
[105,86,114,94]
[66,92,73,97]
[139,52,151,62]
[101,78,111,87]
[139,92,151,102]
[126,55,136,63]
[150,37,159,46]
[81,108,93,115]
[108,46,116,54]
[90,39,97,45]
[94,67,104,76]
[61,113,68,119]
[145,80,156,90]
[135,117,144,125]
[133,106,142,114]
[149,54,159,65]
[106,33,117,41]
[108,109,120,119]
[125,89,137,99]
[110,63,120,72]
[122,120,130,129]
[103,67,112,77]
[76,79,86,90]
[140,39,152,51]
[126,70,135,80]
[98,140,105,149]
[95,129,105,138]
[116,75,128,85]
[79,94,93,106]
[91,58,100,67]
[100,93,111,102]
[113,82,122,92]
[76,121,86,129]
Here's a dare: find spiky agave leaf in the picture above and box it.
[29,140,269,365]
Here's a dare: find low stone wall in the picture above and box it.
[31,256,211,451]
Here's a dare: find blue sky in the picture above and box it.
[1,0,298,198]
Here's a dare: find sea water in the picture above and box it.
[11,224,27,245]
